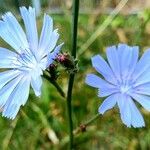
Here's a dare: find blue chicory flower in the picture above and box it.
[85,44,150,128]
[0,6,63,119]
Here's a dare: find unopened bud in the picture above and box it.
[49,64,59,80]
[56,53,78,74]
[80,124,86,132]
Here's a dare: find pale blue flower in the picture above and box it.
[0,6,63,119]
[86,44,150,128]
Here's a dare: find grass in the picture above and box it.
[1,7,150,150]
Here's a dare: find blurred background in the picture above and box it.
[0,0,150,149]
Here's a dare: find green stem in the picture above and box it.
[71,0,79,58]
[67,0,79,149]
[84,113,100,126]
[67,74,75,149]
[59,114,100,148]
[74,113,100,134]
[43,73,65,98]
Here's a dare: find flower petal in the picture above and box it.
[31,73,42,96]
[117,44,139,80]
[20,6,38,57]
[117,94,145,128]
[0,47,19,68]
[98,87,118,97]
[98,94,117,114]
[132,49,150,82]
[1,12,29,52]
[117,94,132,127]
[91,55,116,84]
[127,46,139,78]
[2,75,31,119]
[0,70,21,90]
[118,44,131,75]
[85,74,115,89]
[129,93,150,111]
[106,45,121,81]
[129,99,145,128]
[0,74,23,111]
[46,43,63,68]
[133,83,150,95]
[45,29,59,54]
[0,21,23,53]
[86,74,118,97]
[38,14,53,56]
[133,70,150,86]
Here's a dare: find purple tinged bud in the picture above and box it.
[56,53,78,74]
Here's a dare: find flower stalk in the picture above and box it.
[66,0,79,149]
[74,113,100,134]
[43,72,65,98]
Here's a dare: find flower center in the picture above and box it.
[119,84,132,94]
[20,53,37,68]
[12,51,38,72]
[118,83,133,94]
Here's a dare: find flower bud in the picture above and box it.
[56,53,78,74]
[49,64,59,80]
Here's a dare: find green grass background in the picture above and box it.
[1,1,150,150]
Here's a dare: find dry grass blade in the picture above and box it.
[31,102,59,145]
[78,0,129,56]
[2,117,19,150]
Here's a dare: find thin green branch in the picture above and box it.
[74,113,100,134]
[59,113,100,148]
[43,73,65,98]
[66,0,79,149]
[83,113,100,127]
